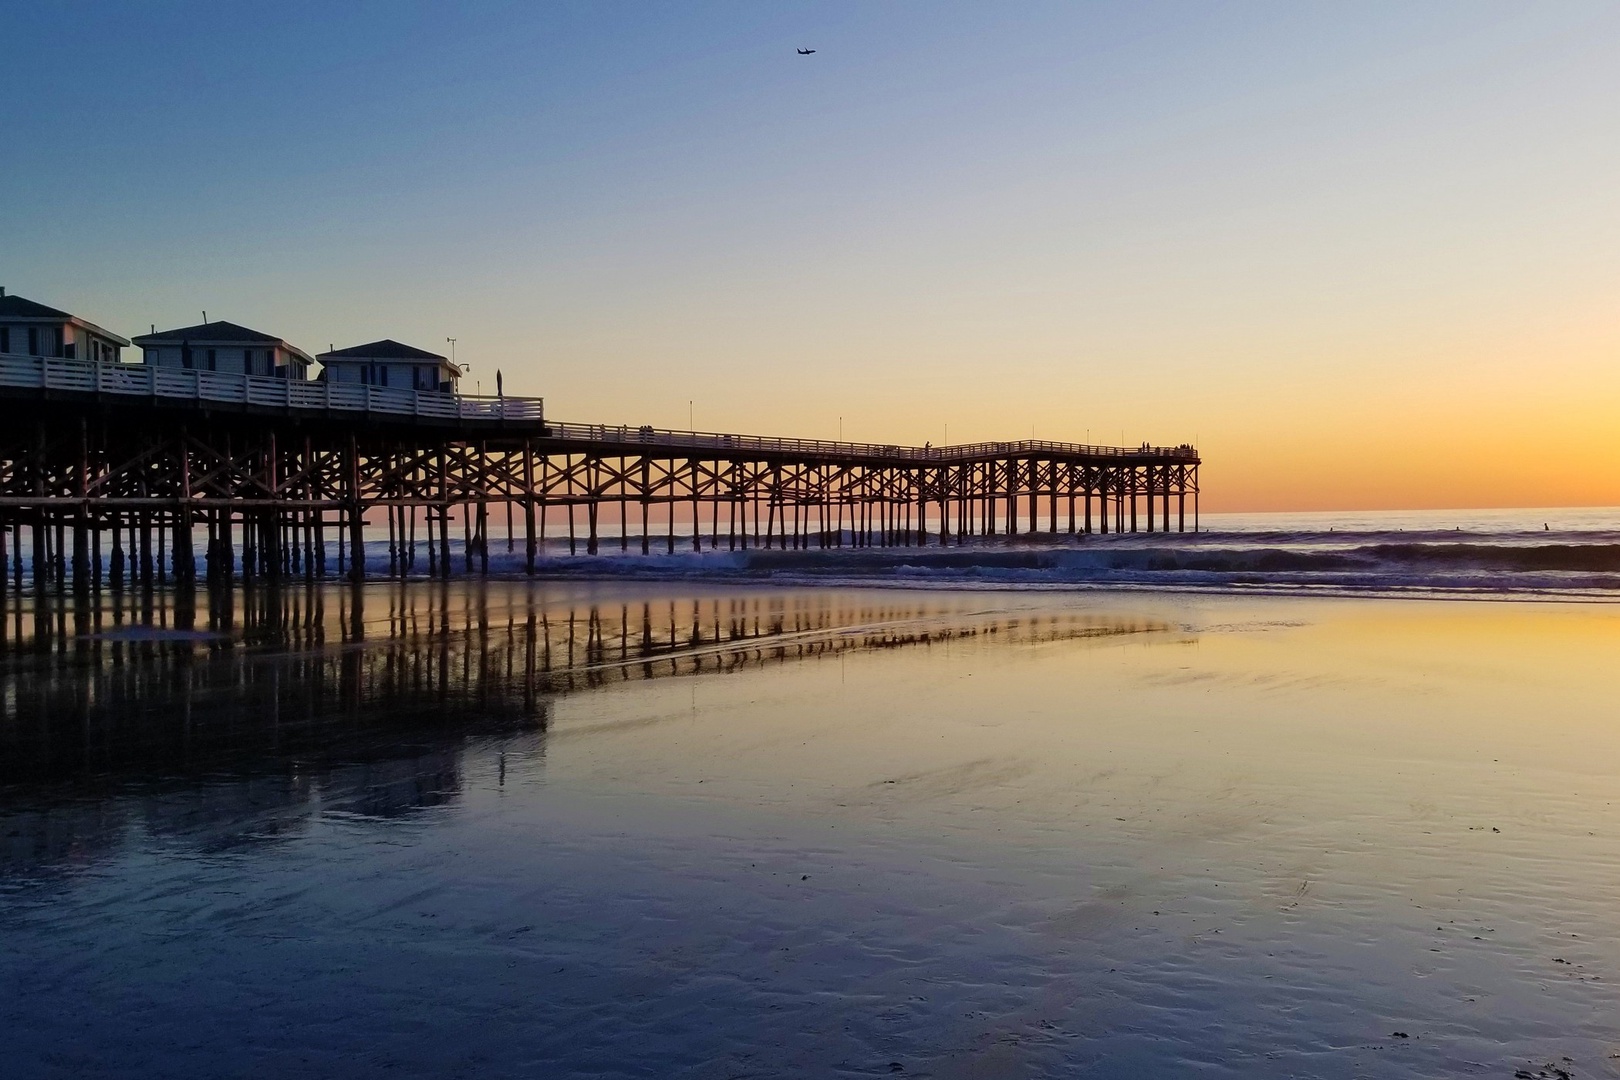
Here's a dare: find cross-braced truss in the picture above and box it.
[0,397,1198,588]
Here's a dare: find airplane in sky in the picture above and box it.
[797,47,816,55]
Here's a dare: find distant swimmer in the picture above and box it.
[797,47,816,54]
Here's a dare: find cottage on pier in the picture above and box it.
[131,320,314,379]
[315,340,461,393]
[0,288,130,362]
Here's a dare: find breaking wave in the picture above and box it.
[438,512,1620,600]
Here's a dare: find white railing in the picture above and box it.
[0,352,543,422]
[0,352,1198,462]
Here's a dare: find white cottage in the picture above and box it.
[0,288,130,362]
[315,340,461,393]
[131,320,313,379]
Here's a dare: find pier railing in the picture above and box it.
[534,422,1196,462]
[0,352,1196,462]
[0,351,543,422]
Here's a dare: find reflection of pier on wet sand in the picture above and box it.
[0,583,1168,792]
[0,583,1172,878]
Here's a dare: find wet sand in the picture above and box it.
[3,583,1618,1077]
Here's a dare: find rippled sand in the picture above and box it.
[3,584,1618,1077]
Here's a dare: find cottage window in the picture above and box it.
[28,328,39,355]
[0,328,8,353]
[207,349,217,371]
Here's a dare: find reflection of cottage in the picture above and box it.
[315,340,460,393]
[0,288,130,362]
[130,320,313,379]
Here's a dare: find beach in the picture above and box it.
[13,2,1620,1073]
[4,581,1617,1077]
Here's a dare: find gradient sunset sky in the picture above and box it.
[6,2,1619,511]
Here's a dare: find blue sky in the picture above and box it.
[7,2,1620,507]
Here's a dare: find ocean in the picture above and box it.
[457,505,1620,599]
[17,505,1620,599]
[4,513,1619,1076]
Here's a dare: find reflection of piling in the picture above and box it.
[0,578,1165,785]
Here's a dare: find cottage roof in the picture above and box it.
[318,339,451,363]
[132,320,311,363]
[134,320,279,345]
[0,292,132,346]
[0,294,71,320]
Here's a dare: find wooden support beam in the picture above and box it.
[347,433,365,582]
[0,402,1198,579]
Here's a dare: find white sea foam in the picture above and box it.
[428,511,1620,599]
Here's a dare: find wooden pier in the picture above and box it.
[0,353,1200,589]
